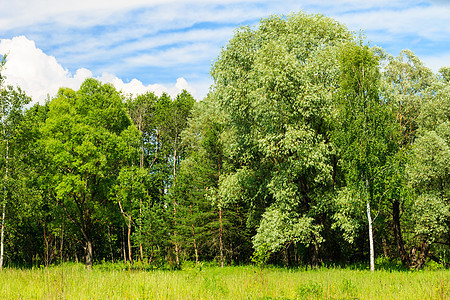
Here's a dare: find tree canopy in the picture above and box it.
[0,11,448,270]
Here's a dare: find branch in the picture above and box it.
[116,193,136,226]
[429,254,449,268]
[58,197,87,240]
[433,241,450,246]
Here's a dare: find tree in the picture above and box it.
[380,49,435,146]
[40,79,138,268]
[165,90,195,266]
[211,12,353,265]
[404,66,450,269]
[0,55,31,269]
[378,50,448,269]
[171,94,252,266]
[332,42,397,271]
[114,166,148,264]
[124,93,155,261]
[126,91,168,262]
[5,102,54,267]
[124,90,195,266]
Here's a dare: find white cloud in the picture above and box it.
[0,0,280,32]
[0,36,199,104]
[1,1,449,103]
[124,43,217,68]
[98,73,198,98]
[428,0,450,5]
[421,53,450,73]
[335,5,450,40]
[113,27,235,60]
[0,36,91,102]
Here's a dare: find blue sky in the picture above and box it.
[1,0,449,103]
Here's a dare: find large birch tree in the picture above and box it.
[332,42,397,271]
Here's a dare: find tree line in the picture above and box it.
[1,12,449,270]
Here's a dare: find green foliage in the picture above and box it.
[380,49,435,145]
[170,94,253,265]
[296,281,323,299]
[212,11,353,263]
[253,207,323,253]
[39,79,136,267]
[403,69,450,265]
[251,244,271,268]
[334,41,393,185]
[331,187,364,244]
[375,256,408,271]
[408,130,449,190]
[1,55,32,268]
[332,41,402,271]
[1,11,450,271]
[439,66,450,83]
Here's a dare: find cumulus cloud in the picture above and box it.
[0,36,91,102]
[98,73,197,98]
[0,36,198,104]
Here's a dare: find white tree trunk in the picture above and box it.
[367,200,375,272]
[173,134,180,267]
[172,195,180,266]
[0,106,8,270]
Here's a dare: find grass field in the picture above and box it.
[0,263,448,299]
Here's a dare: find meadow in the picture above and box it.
[0,262,448,299]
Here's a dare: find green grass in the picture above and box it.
[0,262,448,299]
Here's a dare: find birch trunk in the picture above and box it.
[363,178,375,272]
[367,200,374,272]
[0,104,8,270]
[139,121,144,262]
[172,134,180,267]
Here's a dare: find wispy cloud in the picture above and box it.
[336,5,450,39]
[420,53,450,73]
[1,0,449,103]
[124,43,217,68]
